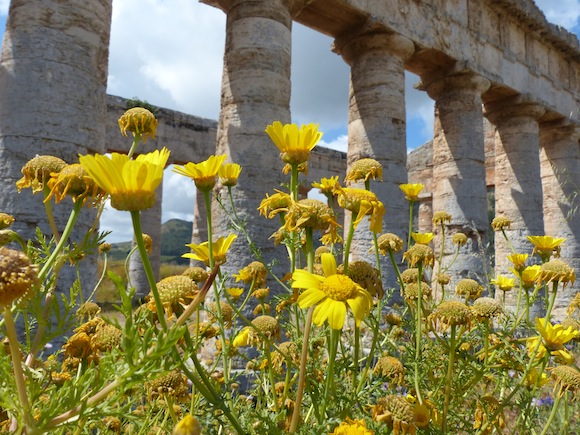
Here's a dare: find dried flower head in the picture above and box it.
[91,323,122,353]
[145,370,189,401]
[46,163,105,206]
[373,395,416,435]
[437,273,451,286]
[403,282,432,305]
[471,297,502,321]
[283,199,341,245]
[432,211,452,225]
[403,244,434,268]
[384,312,402,326]
[377,233,404,255]
[250,315,280,342]
[537,259,575,287]
[270,341,300,372]
[550,365,580,399]
[154,275,198,318]
[76,302,101,320]
[473,396,505,434]
[98,243,111,254]
[0,247,39,306]
[400,268,427,284]
[16,155,67,193]
[455,279,484,302]
[452,233,468,246]
[207,301,234,328]
[568,292,580,316]
[118,107,158,141]
[0,213,14,230]
[235,261,268,286]
[342,260,384,299]
[337,187,385,233]
[491,216,511,231]
[374,355,405,385]
[429,300,472,331]
[345,158,383,184]
[182,267,208,283]
[251,287,269,300]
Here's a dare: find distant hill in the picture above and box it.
[108,219,192,265]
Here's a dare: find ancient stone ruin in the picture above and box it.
[0,0,579,317]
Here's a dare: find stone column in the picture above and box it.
[334,31,414,286]
[485,97,546,307]
[0,0,112,298]
[539,121,580,318]
[210,0,304,283]
[422,73,490,286]
[129,181,163,300]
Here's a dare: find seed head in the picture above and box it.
[377,233,404,255]
[16,155,67,193]
[118,107,158,141]
[0,247,39,306]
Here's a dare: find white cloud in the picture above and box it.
[319,134,348,153]
[535,0,580,30]
[0,1,9,16]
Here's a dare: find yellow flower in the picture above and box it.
[218,163,242,187]
[525,368,549,389]
[527,235,566,260]
[312,176,340,195]
[118,107,158,142]
[411,232,433,245]
[490,275,516,292]
[292,253,372,330]
[79,148,169,211]
[226,287,244,302]
[258,190,292,219]
[515,265,542,289]
[336,187,385,233]
[345,158,383,184]
[400,183,424,202]
[265,121,323,165]
[173,155,227,191]
[507,253,528,272]
[234,261,268,286]
[173,414,201,435]
[527,317,579,364]
[183,234,237,266]
[329,417,374,435]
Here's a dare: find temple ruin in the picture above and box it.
[0,0,579,317]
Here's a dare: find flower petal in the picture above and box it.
[297,288,326,309]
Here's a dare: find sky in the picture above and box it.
[1,0,579,242]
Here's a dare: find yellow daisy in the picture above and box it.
[329,417,374,435]
[527,235,566,260]
[490,275,516,292]
[400,183,424,202]
[265,121,323,165]
[258,190,292,219]
[527,317,579,364]
[312,176,340,195]
[218,163,242,187]
[292,253,372,330]
[507,253,528,272]
[183,234,237,267]
[79,148,170,211]
[411,232,434,245]
[336,186,385,233]
[173,155,227,191]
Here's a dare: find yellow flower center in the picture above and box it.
[321,275,358,301]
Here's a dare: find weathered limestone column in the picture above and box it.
[422,73,490,286]
[208,0,305,282]
[539,121,580,318]
[485,97,546,308]
[129,181,163,300]
[334,31,414,287]
[0,0,112,297]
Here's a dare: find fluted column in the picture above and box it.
[335,31,414,285]
[211,0,304,281]
[129,181,163,300]
[485,97,546,306]
[422,73,490,286]
[0,0,112,297]
[539,121,580,318]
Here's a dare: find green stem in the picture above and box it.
[407,200,415,249]
[545,281,558,322]
[437,224,445,299]
[289,306,314,433]
[352,324,360,392]
[127,133,141,159]
[414,262,425,405]
[3,306,33,431]
[539,394,561,435]
[442,324,457,434]
[343,216,355,275]
[263,344,279,413]
[388,250,405,299]
[39,200,83,282]
[130,211,167,331]
[321,328,340,417]
[43,185,61,242]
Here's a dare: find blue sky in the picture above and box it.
[0,1,579,242]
